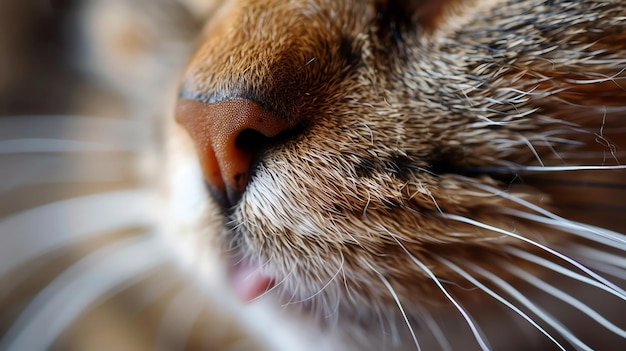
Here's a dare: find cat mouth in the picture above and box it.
[229,259,276,302]
[196,177,276,302]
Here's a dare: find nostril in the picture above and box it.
[235,126,302,155]
[175,98,295,208]
[235,128,272,155]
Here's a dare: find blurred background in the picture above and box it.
[0,1,258,350]
[1,0,89,116]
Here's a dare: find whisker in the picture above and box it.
[382,305,401,347]
[465,164,626,173]
[280,277,302,310]
[324,284,342,320]
[505,263,626,338]
[0,138,148,154]
[566,65,626,84]
[442,214,626,297]
[389,234,490,351]
[541,136,568,164]
[340,261,355,304]
[519,177,626,190]
[373,269,421,351]
[0,116,149,154]
[557,151,626,161]
[251,264,296,302]
[568,245,626,270]
[561,150,626,163]
[578,259,626,280]
[505,247,625,301]
[467,262,593,351]
[518,134,545,166]
[0,114,135,121]
[0,155,133,195]
[287,253,344,305]
[436,256,567,351]
[416,307,452,351]
[456,178,626,248]
[557,204,626,214]
[0,234,169,351]
[0,115,143,139]
[0,189,156,278]
[504,209,626,249]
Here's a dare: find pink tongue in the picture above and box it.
[231,263,275,302]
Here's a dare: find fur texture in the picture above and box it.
[1,0,625,350]
[167,0,626,349]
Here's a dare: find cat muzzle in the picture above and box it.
[175,98,294,208]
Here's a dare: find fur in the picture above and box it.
[1,0,625,350]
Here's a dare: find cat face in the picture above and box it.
[170,0,625,342]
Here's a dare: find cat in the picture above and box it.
[1,0,625,350]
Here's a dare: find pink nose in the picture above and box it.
[175,98,293,207]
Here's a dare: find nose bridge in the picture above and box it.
[175,98,292,207]
[182,5,338,116]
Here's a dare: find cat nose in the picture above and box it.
[175,98,293,208]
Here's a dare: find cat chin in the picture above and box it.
[161,123,375,350]
[157,152,346,350]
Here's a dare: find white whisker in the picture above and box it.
[389,234,490,351]
[0,235,169,351]
[568,245,626,269]
[558,150,626,160]
[467,262,593,351]
[518,134,545,166]
[460,178,626,250]
[442,213,626,297]
[287,253,344,305]
[280,277,302,310]
[505,247,626,301]
[252,265,296,302]
[416,307,452,351]
[0,116,149,154]
[0,116,143,139]
[0,138,148,154]
[374,270,421,351]
[324,285,342,320]
[436,256,567,351]
[505,263,626,338]
[578,259,626,280]
[566,65,626,84]
[541,136,568,164]
[503,209,626,249]
[0,155,132,195]
[0,189,157,278]
[473,164,626,172]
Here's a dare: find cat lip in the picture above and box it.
[229,260,275,302]
[204,180,240,211]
